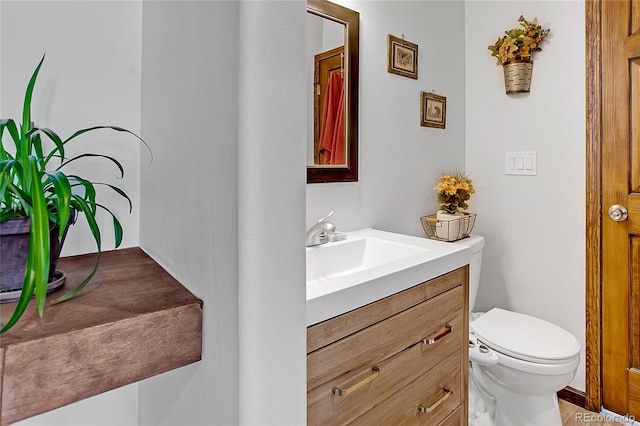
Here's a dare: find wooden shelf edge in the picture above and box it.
[0,248,203,425]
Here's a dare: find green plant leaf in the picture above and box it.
[32,127,65,167]
[44,171,72,239]
[27,156,50,317]
[51,255,100,304]
[113,215,123,247]
[0,160,16,207]
[70,193,102,251]
[0,119,21,160]
[1,155,51,332]
[45,125,153,164]
[0,210,23,221]
[31,132,44,161]
[93,182,132,213]
[68,175,97,215]
[5,182,31,213]
[21,55,45,141]
[0,266,36,333]
[69,126,151,155]
[58,153,124,178]
[92,201,124,247]
[51,194,102,305]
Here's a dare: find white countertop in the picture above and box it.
[306,228,471,326]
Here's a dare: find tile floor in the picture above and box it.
[560,400,627,426]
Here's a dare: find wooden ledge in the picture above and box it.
[0,248,203,425]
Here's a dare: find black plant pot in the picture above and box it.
[0,210,76,299]
[0,217,30,292]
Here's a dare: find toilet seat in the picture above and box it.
[470,308,581,364]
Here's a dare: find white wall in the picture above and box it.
[139,1,307,425]
[0,0,143,256]
[14,384,138,426]
[237,3,307,424]
[465,1,586,391]
[306,0,467,238]
[137,1,240,425]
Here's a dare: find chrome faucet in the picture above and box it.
[306,211,338,247]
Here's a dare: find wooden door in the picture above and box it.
[601,0,640,417]
[313,46,343,164]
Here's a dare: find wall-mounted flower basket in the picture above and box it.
[488,16,550,95]
[503,60,533,93]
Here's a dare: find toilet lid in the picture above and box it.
[470,308,581,363]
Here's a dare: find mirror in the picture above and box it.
[307,0,359,183]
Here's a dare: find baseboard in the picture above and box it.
[558,386,587,407]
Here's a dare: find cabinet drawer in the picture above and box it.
[351,352,461,426]
[308,268,465,353]
[308,312,461,425]
[308,286,463,393]
[439,406,463,426]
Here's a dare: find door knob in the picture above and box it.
[608,204,628,222]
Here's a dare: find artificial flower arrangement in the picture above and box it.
[488,16,550,65]
[434,173,475,214]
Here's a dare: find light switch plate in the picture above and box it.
[505,151,537,175]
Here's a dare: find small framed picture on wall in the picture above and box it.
[420,92,446,129]
[387,34,418,79]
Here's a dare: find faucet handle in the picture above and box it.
[317,211,334,223]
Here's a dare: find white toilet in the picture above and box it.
[455,235,581,426]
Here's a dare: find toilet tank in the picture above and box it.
[454,235,484,312]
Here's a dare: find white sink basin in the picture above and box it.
[306,237,428,282]
[306,228,470,325]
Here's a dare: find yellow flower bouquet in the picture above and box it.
[488,16,550,65]
[421,173,477,241]
[434,173,475,214]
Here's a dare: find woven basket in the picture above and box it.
[503,60,533,94]
[420,213,476,242]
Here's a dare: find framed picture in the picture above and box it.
[420,92,446,129]
[387,34,418,79]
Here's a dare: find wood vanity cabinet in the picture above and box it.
[307,267,469,425]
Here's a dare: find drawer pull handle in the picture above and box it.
[332,366,380,397]
[418,386,452,413]
[422,324,453,345]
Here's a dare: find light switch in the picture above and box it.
[525,156,533,170]
[505,151,537,175]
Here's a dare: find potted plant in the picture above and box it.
[429,173,475,241]
[488,16,550,94]
[0,55,149,333]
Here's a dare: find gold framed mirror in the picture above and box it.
[307,0,359,183]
